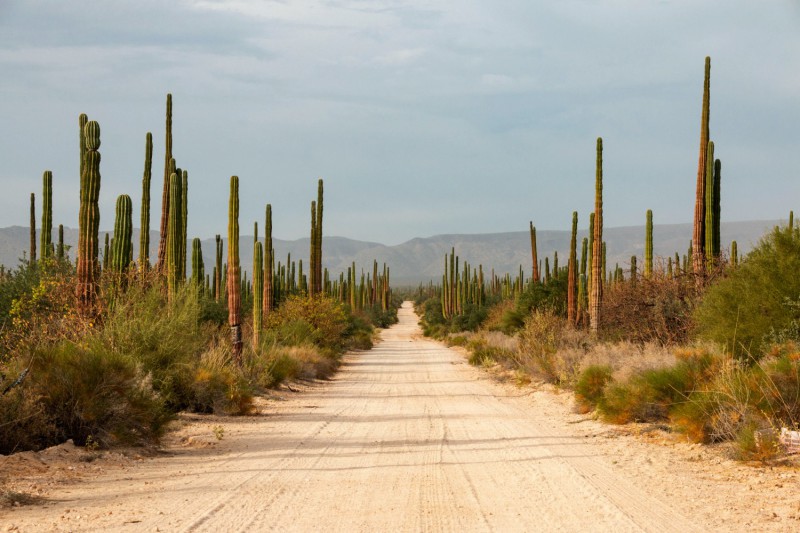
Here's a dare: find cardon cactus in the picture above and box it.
[590,137,603,334]
[191,237,204,289]
[645,209,653,278]
[530,222,539,283]
[41,171,53,259]
[77,120,102,314]
[110,194,133,273]
[704,142,716,271]
[166,173,182,297]
[156,94,173,273]
[253,240,264,346]
[315,179,323,295]
[140,132,153,272]
[264,204,273,316]
[29,193,36,264]
[228,176,242,362]
[693,57,711,278]
[567,211,578,324]
[57,224,64,260]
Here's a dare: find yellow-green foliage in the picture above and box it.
[516,309,590,384]
[265,294,348,351]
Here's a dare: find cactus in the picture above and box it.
[29,193,36,264]
[529,222,539,283]
[645,209,653,278]
[692,57,711,278]
[730,241,738,268]
[57,224,64,260]
[790,211,794,231]
[140,132,153,272]
[567,212,578,324]
[215,235,223,301]
[166,173,182,297]
[310,200,317,297]
[228,176,242,362]
[110,194,133,273]
[630,255,637,284]
[590,138,604,334]
[156,94,173,273]
[315,178,324,295]
[703,142,716,271]
[191,238,204,288]
[180,170,188,281]
[263,204,273,316]
[77,120,102,314]
[41,171,53,260]
[253,240,264,346]
[103,233,110,270]
[712,158,721,260]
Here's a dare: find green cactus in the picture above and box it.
[590,138,603,333]
[264,204,273,316]
[156,94,173,273]
[645,209,653,278]
[215,235,223,301]
[192,238,204,288]
[29,193,36,264]
[140,132,153,272]
[704,141,716,271]
[166,173,182,297]
[77,120,101,313]
[730,241,738,268]
[790,211,794,231]
[712,158,721,260]
[587,212,594,310]
[57,224,64,260]
[310,200,317,297]
[181,170,188,281]
[630,255,637,284]
[529,222,539,283]
[41,171,53,260]
[315,178,324,296]
[110,194,133,273]
[568,211,578,324]
[253,240,264,346]
[102,233,110,270]
[693,56,711,278]
[228,176,242,362]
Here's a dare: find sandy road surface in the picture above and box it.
[3,302,799,532]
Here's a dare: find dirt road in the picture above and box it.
[4,302,799,532]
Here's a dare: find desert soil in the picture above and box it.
[2,301,799,532]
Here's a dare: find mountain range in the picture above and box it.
[0,220,781,286]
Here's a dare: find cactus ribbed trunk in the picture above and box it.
[57,224,64,260]
[110,194,133,273]
[41,171,52,260]
[166,173,182,297]
[730,241,738,268]
[315,179,323,295]
[253,241,264,346]
[567,212,578,325]
[692,57,711,279]
[180,171,188,281]
[215,235,223,301]
[228,176,242,363]
[309,201,317,297]
[530,222,539,283]
[712,159,721,260]
[191,238,204,289]
[263,205,273,316]
[590,137,603,335]
[704,142,716,271]
[645,209,653,278]
[29,193,36,264]
[156,94,173,273]
[140,132,153,272]
[77,120,101,314]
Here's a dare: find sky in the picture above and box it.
[0,0,798,246]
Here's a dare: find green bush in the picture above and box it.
[695,225,800,360]
[574,365,613,413]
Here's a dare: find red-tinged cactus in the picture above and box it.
[590,138,603,334]
[228,176,242,363]
[692,57,711,279]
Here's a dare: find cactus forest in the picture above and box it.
[2,55,800,469]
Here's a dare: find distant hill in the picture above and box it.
[0,220,780,285]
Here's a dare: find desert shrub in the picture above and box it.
[500,272,569,335]
[0,365,57,454]
[265,295,348,351]
[695,225,800,360]
[480,299,517,332]
[191,365,254,416]
[601,274,697,345]
[26,342,171,447]
[574,365,614,413]
[598,348,718,424]
[345,311,375,350]
[516,309,590,384]
[93,283,208,410]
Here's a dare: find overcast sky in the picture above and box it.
[1,1,798,245]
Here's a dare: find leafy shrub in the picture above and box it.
[574,365,613,413]
[516,309,589,384]
[192,366,254,416]
[695,225,800,360]
[0,366,57,454]
[265,295,348,351]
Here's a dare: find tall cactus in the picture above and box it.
[567,211,578,324]
[692,56,711,278]
[191,237,204,289]
[309,200,317,297]
[166,173,182,297]
[180,170,188,281]
[110,194,133,273]
[530,222,539,283]
[315,178,323,295]
[57,224,64,260]
[29,193,36,264]
[704,142,716,271]
[156,93,173,273]
[41,171,53,260]
[645,209,653,278]
[712,158,721,260]
[590,137,603,334]
[215,234,223,301]
[77,120,102,314]
[253,240,264,346]
[103,233,110,270]
[263,204,273,316]
[140,132,153,272]
[228,176,242,362]
[730,241,738,268]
